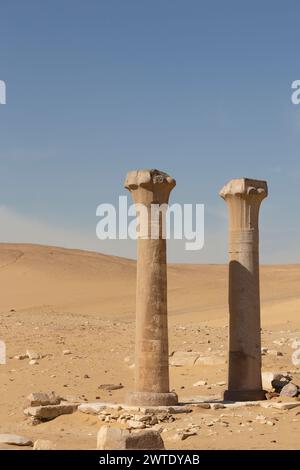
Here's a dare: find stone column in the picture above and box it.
[220,178,268,401]
[125,169,178,406]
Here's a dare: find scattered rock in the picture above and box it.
[98,384,124,391]
[62,350,71,355]
[33,439,56,450]
[262,372,288,391]
[127,420,146,430]
[97,426,129,450]
[14,354,27,360]
[0,434,33,447]
[26,350,40,360]
[27,392,61,407]
[210,403,226,410]
[180,431,197,440]
[24,403,78,421]
[97,426,164,450]
[291,339,300,349]
[29,360,39,365]
[280,383,299,398]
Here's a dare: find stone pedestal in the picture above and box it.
[125,169,178,406]
[220,178,268,401]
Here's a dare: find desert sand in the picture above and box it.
[0,243,299,449]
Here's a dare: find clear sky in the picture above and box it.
[1,0,300,263]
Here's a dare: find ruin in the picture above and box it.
[220,178,268,401]
[125,169,178,406]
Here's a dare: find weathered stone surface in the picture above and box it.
[97,426,165,450]
[26,350,40,360]
[125,169,178,407]
[97,426,129,450]
[33,439,56,450]
[78,403,122,415]
[127,420,146,429]
[79,403,108,415]
[210,403,226,410]
[220,178,268,401]
[280,383,299,398]
[139,405,191,415]
[24,403,78,421]
[126,430,165,450]
[0,434,33,446]
[261,401,300,410]
[27,391,61,407]
[262,372,287,391]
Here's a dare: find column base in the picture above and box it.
[224,389,266,402]
[126,391,178,407]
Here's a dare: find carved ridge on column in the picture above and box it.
[124,169,176,191]
[219,178,268,200]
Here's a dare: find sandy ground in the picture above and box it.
[0,243,299,450]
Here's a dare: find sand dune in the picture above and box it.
[0,243,300,327]
[0,243,300,450]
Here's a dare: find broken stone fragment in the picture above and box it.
[97,426,165,450]
[280,383,299,398]
[27,391,61,407]
[98,383,124,391]
[24,403,78,421]
[33,439,56,450]
[0,434,33,447]
[26,350,41,360]
[261,372,290,391]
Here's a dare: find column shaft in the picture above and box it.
[220,178,268,401]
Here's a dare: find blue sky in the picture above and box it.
[0,0,300,263]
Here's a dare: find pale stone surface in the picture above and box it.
[97,426,165,450]
[33,439,56,450]
[260,401,300,410]
[78,403,109,414]
[127,420,146,429]
[24,403,78,420]
[280,383,299,397]
[0,434,33,446]
[97,426,129,450]
[27,391,61,407]
[261,372,287,391]
[220,178,268,401]
[26,350,40,360]
[125,169,177,407]
[195,356,226,366]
